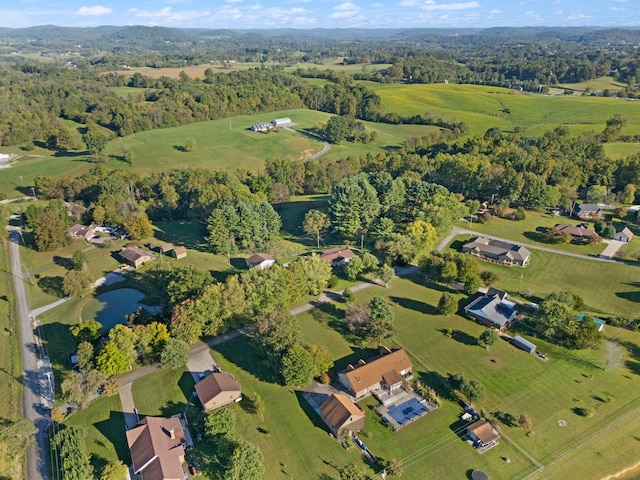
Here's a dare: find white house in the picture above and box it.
[246,253,276,269]
[271,118,291,126]
[613,226,634,243]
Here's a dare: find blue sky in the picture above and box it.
[1,0,638,29]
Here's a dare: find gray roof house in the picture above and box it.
[464,289,517,331]
[571,203,604,219]
[462,237,530,267]
[511,335,536,354]
[614,226,634,243]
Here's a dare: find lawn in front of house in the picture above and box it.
[447,238,640,317]
[63,394,129,475]
[212,333,533,480]
[459,210,607,256]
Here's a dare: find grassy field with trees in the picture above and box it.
[362,81,640,137]
[63,275,640,479]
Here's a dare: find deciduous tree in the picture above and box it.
[303,209,330,248]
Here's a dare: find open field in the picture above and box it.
[459,211,610,256]
[361,81,640,138]
[105,60,391,79]
[448,235,640,317]
[0,239,22,421]
[558,76,628,94]
[604,142,640,160]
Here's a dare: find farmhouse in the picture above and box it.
[319,247,355,267]
[338,347,413,400]
[126,416,188,480]
[571,202,604,220]
[271,117,291,126]
[246,253,276,269]
[250,122,273,133]
[553,223,597,241]
[120,247,153,269]
[195,372,242,411]
[172,246,187,259]
[462,237,530,267]
[466,418,500,451]
[319,393,365,440]
[511,335,537,354]
[69,223,96,241]
[464,288,517,331]
[614,226,634,243]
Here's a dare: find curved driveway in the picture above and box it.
[282,125,331,160]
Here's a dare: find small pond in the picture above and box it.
[82,288,160,331]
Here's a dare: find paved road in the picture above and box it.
[282,126,331,159]
[437,226,626,264]
[7,227,50,480]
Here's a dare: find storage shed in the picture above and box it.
[511,335,536,354]
[271,117,291,126]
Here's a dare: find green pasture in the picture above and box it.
[558,76,627,93]
[0,241,22,421]
[459,211,609,256]
[361,81,640,138]
[604,142,640,160]
[447,236,640,317]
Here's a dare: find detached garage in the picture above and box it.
[511,335,536,354]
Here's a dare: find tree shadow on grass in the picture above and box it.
[294,390,330,434]
[173,145,187,152]
[177,371,197,407]
[53,255,74,270]
[389,296,438,315]
[450,330,477,347]
[39,322,76,398]
[523,228,550,244]
[37,276,66,298]
[94,410,129,464]
[615,290,640,304]
[213,336,280,384]
[620,341,640,375]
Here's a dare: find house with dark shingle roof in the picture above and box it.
[245,253,275,269]
[462,237,530,267]
[337,347,413,400]
[119,247,153,268]
[319,393,365,440]
[553,223,597,241]
[126,416,187,480]
[571,202,604,220]
[195,372,242,411]
[464,289,517,331]
[319,247,355,267]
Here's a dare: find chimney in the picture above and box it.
[347,364,355,371]
[169,428,175,439]
[380,346,391,355]
[358,359,366,366]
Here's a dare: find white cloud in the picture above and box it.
[567,13,590,20]
[225,0,244,4]
[489,9,500,14]
[75,5,112,16]
[611,6,625,10]
[372,2,384,7]
[422,1,479,11]
[330,1,361,18]
[126,6,210,22]
[398,0,418,5]
[613,0,627,2]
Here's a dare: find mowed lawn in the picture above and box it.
[60,274,640,479]
[362,81,640,138]
[448,236,640,317]
[458,211,609,257]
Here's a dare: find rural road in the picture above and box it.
[283,125,331,159]
[7,227,51,480]
[437,226,626,263]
